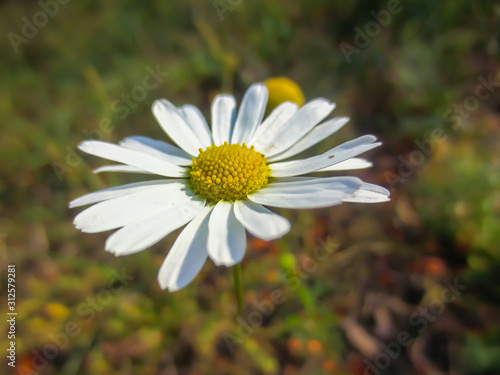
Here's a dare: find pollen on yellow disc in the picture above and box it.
[190,142,270,203]
[264,77,305,111]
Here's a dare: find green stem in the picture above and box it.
[233,263,243,319]
[277,238,317,318]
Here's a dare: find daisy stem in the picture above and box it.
[233,263,243,319]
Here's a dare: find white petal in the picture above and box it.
[249,102,298,152]
[208,201,246,266]
[231,83,268,144]
[119,136,192,165]
[233,200,290,240]
[248,176,363,209]
[93,165,154,174]
[179,104,212,148]
[157,206,213,291]
[269,135,380,177]
[343,183,391,203]
[252,99,335,157]
[319,158,373,171]
[105,196,206,256]
[267,117,350,162]
[152,99,202,156]
[70,180,176,208]
[73,182,193,233]
[212,94,236,145]
[271,176,318,183]
[79,141,186,177]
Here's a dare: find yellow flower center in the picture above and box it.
[189,142,270,203]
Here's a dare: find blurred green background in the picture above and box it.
[1,0,500,374]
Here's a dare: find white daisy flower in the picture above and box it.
[70,83,389,292]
